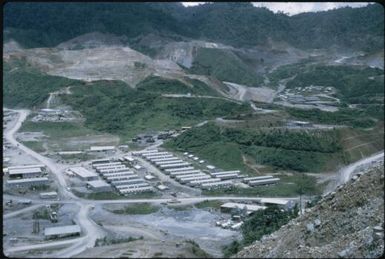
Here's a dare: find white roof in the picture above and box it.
[9,167,42,175]
[7,177,49,184]
[58,151,83,155]
[206,165,216,170]
[159,162,190,168]
[93,162,122,168]
[40,191,58,196]
[119,186,153,193]
[201,180,233,187]
[105,175,138,181]
[157,184,169,190]
[213,174,238,179]
[176,173,208,179]
[133,165,142,170]
[170,170,202,175]
[189,178,220,185]
[69,167,98,178]
[44,225,81,236]
[145,154,174,159]
[116,183,150,189]
[212,170,240,175]
[154,160,184,165]
[91,159,111,164]
[102,171,135,177]
[150,157,180,162]
[243,176,273,181]
[144,175,156,180]
[142,152,169,157]
[221,202,266,211]
[132,149,158,154]
[97,167,127,172]
[164,167,194,173]
[259,198,290,206]
[89,146,115,151]
[179,175,211,181]
[249,178,280,184]
[124,156,135,162]
[87,180,110,188]
[111,179,144,185]
[8,164,45,170]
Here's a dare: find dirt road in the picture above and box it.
[53,204,105,258]
[324,151,384,194]
[4,109,76,200]
[1,108,314,257]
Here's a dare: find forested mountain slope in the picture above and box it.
[4,2,384,52]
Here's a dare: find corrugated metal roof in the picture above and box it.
[221,202,266,211]
[87,180,110,188]
[9,167,42,175]
[44,225,81,236]
[7,177,49,184]
[69,167,98,178]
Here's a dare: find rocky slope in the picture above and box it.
[235,163,384,258]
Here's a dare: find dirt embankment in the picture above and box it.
[235,164,384,258]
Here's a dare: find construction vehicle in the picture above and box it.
[49,211,58,223]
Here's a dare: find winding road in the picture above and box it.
[4,109,298,257]
[5,108,382,257]
[324,150,384,194]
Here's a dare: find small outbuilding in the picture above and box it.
[86,180,112,192]
[44,225,81,239]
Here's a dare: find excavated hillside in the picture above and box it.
[235,163,384,258]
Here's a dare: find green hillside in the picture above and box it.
[3,59,81,108]
[60,81,251,140]
[164,122,344,173]
[4,3,383,52]
[189,48,263,86]
[286,65,384,104]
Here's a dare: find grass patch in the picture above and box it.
[186,240,212,258]
[109,203,159,215]
[194,200,222,209]
[56,153,96,161]
[72,190,121,200]
[77,191,159,200]
[32,208,50,220]
[167,204,194,211]
[95,236,142,247]
[20,121,96,139]
[21,141,45,153]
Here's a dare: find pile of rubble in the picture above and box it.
[235,166,384,258]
